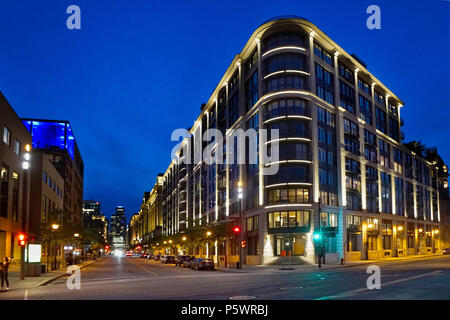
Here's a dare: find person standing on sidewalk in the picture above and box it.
[1,257,10,290]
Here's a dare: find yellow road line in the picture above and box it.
[128,258,158,276]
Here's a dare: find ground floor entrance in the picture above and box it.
[274,234,306,256]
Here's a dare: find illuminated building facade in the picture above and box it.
[159,17,448,265]
[128,175,164,249]
[22,119,84,228]
[83,200,108,243]
[111,206,126,249]
[0,92,32,263]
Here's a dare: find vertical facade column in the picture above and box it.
[225,83,230,216]
[256,39,265,207]
[334,51,345,208]
[308,31,319,203]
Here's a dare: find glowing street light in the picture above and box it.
[168,240,173,244]
[52,224,60,230]
[206,231,212,237]
[182,236,187,241]
[74,233,80,237]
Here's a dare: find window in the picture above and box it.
[267,187,310,204]
[228,90,239,125]
[14,139,21,156]
[375,92,385,106]
[347,215,361,228]
[268,211,309,228]
[246,49,258,71]
[3,127,10,146]
[339,81,355,113]
[263,33,305,52]
[246,71,258,111]
[338,63,353,82]
[12,172,19,221]
[393,147,403,173]
[0,166,9,218]
[380,171,391,213]
[379,139,390,167]
[246,216,259,231]
[317,107,335,127]
[265,75,306,93]
[43,171,47,183]
[316,64,334,104]
[364,129,376,145]
[265,98,309,119]
[265,53,306,74]
[314,43,333,66]
[375,107,387,134]
[358,78,370,95]
[359,95,372,125]
[320,212,337,227]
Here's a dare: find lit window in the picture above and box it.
[3,127,10,146]
[14,139,21,155]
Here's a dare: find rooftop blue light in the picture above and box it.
[22,120,76,160]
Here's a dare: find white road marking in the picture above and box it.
[316,270,442,300]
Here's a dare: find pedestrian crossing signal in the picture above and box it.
[18,233,26,246]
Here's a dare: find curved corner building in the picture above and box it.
[159,17,447,265]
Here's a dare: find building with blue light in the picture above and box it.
[22,119,84,227]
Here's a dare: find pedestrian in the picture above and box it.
[1,257,10,291]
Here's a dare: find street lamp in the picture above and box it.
[206,231,212,237]
[237,181,244,269]
[182,236,187,241]
[51,223,60,270]
[74,233,79,238]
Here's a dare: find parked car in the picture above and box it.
[154,254,161,261]
[175,255,191,266]
[132,253,142,258]
[190,258,215,270]
[443,248,450,255]
[182,257,195,268]
[125,251,133,257]
[147,254,154,260]
[161,255,176,264]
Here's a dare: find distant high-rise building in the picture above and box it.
[83,200,107,243]
[110,206,126,249]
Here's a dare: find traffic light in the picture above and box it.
[233,226,241,234]
[241,240,246,248]
[18,233,27,246]
[313,232,322,241]
[105,245,110,250]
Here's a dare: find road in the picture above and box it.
[1,255,449,300]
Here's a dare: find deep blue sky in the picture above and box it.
[1,0,449,222]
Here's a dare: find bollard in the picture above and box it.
[340,258,344,265]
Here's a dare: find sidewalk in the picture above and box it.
[216,253,446,273]
[1,258,99,292]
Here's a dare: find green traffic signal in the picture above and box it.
[313,232,322,241]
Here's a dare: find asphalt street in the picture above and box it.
[1,255,449,300]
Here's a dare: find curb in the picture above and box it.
[38,258,99,287]
[317,254,446,271]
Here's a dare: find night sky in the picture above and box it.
[1,0,449,222]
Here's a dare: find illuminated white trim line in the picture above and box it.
[265,182,312,188]
[265,203,312,209]
[262,46,307,57]
[264,115,312,124]
[263,70,310,79]
[264,137,312,145]
[263,90,312,100]
[264,160,312,166]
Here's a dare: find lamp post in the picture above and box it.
[20,144,31,280]
[52,223,59,270]
[206,231,212,258]
[366,223,374,260]
[237,181,243,269]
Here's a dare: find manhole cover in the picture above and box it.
[229,296,256,300]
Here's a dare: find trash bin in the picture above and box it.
[41,264,46,274]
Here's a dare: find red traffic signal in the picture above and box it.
[241,240,246,248]
[105,245,110,250]
[233,226,241,234]
[18,233,27,246]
